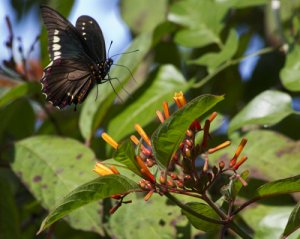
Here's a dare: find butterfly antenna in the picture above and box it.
[110,49,139,59]
[107,40,113,57]
[113,63,137,83]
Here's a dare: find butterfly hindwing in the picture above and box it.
[41,58,94,109]
[76,15,107,62]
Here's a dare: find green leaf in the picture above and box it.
[228,90,295,134]
[9,136,104,234]
[174,28,222,48]
[0,177,20,239]
[223,0,267,8]
[152,21,177,46]
[279,0,300,22]
[282,202,300,238]
[182,202,220,232]
[280,45,300,92]
[114,140,142,177]
[121,0,168,34]
[152,94,224,168]
[210,130,300,180]
[38,174,138,234]
[109,194,185,239]
[241,204,299,239]
[189,29,239,72]
[79,33,152,141]
[168,0,228,47]
[0,82,40,108]
[0,99,35,145]
[254,175,300,198]
[107,64,189,142]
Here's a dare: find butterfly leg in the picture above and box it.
[105,75,123,103]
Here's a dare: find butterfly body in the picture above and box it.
[40,6,113,109]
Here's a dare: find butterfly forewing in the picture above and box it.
[76,16,107,62]
[41,6,90,61]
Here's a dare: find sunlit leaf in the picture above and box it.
[254,175,300,198]
[168,0,227,47]
[174,28,221,48]
[228,90,294,134]
[189,29,239,72]
[242,204,298,239]
[280,45,300,92]
[9,136,104,234]
[281,202,300,238]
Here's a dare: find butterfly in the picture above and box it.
[40,5,113,110]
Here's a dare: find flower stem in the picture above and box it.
[202,193,227,220]
[165,192,252,238]
[164,192,225,225]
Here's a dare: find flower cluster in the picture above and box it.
[94,92,249,210]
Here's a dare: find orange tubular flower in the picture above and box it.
[93,162,115,176]
[130,135,140,145]
[203,153,209,172]
[110,165,120,174]
[173,91,187,108]
[156,110,165,123]
[208,112,218,122]
[233,156,248,170]
[162,101,170,119]
[236,174,248,186]
[208,141,231,154]
[134,124,151,147]
[230,138,248,167]
[136,155,156,183]
[101,132,119,149]
[144,190,154,201]
[131,135,152,156]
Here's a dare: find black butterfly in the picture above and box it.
[40,5,113,110]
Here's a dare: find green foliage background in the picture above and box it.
[0,0,300,238]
